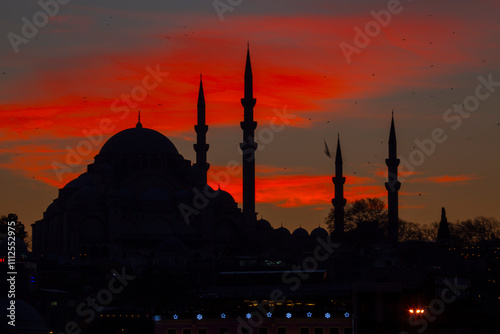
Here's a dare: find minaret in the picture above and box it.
[385,112,401,243]
[193,75,209,184]
[240,45,257,221]
[332,134,346,236]
[437,207,451,245]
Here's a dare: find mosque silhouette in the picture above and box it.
[14,47,496,334]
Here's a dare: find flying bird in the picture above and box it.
[323,139,332,159]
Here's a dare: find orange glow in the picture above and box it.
[206,164,385,207]
[2,2,500,231]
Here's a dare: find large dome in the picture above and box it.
[98,126,179,157]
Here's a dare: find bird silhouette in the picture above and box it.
[323,139,332,158]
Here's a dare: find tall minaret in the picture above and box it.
[193,75,209,184]
[332,134,346,236]
[385,112,401,243]
[240,45,257,221]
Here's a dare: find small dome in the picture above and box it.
[257,218,272,230]
[275,226,290,236]
[98,127,179,157]
[63,172,92,189]
[45,201,57,215]
[311,227,329,240]
[209,190,237,209]
[292,227,309,238]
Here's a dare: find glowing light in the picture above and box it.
[173,314,178,320]
[306,312,312,318]
[344,312,350,318]
[221,313,226,319]
[409,309,414,313]
[197,314,203,320]
[325,313,331,319]
[246,313,251,319]
[153,315,161,321]
[286,312,292,319]
[266,312,272,318]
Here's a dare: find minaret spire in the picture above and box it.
[332,134,346,237]
[437,207,451,245]
[240,45,258,222]
[136,110,142,128]
[385,112,401,243]
[194,74,209,184]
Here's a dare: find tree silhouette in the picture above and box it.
[0,213,28,242]
[399,219,434,242]
[325,197,387,234]
[450,216,500,247]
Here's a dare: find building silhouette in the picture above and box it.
[23,47,500,334]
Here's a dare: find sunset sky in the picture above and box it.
[1,0,500,235]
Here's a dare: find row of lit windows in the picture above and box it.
[159,312,350,321]
[167,328,352,334]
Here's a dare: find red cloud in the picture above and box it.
[207,164,385,208]
[409,174,478,184]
